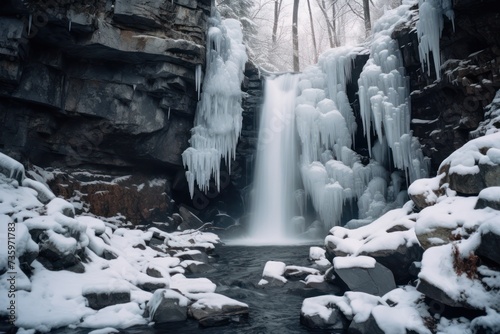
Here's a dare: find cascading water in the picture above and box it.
[248,73,300,243]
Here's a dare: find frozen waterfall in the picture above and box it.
[182,11,247,198]
[248,74,300,242]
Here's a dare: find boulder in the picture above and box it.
[300,295,350,330]
[348,314,385,334]
[178,205,205,230]
[258,261,287,288]
[175,249,209,263]
[284,266,320,281]
[188,293,249,327]
[359,242,424,284]
[416,278,470,308]
[476,231,500,266]
[333,257,396,297]
[181,260,215,274]
[83,283,131,310]
[0,152,25,184]
[147,289,190,323]
[475,187,500,211]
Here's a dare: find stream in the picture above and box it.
[51,244,335,334]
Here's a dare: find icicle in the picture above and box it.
[195,64,202,100]
[416,0,454,81]
[168,107,171,120]
[28,14,32,35]
[69,20,72,32]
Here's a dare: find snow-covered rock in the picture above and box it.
[187,292,249,327]
[333,257,396,297]
[0,152,25,184]
[83,282,131,310]
[300,295,349,330]
[258,260,287,287]
[146,289,190,323]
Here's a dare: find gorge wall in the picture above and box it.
[0,0,262,225]
[396,0,500,172]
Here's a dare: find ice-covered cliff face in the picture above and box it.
[295,3,429,230]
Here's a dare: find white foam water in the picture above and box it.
[248,73,300,243]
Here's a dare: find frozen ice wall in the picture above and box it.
[358,2,429,183]
[182,9,248,198]
[295,3,429,231]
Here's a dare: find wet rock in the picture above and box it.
[300,296,350,330]
[178,205,205,230]
[348,314,384,334]
[476,231,500,266]
[333,259,396,297]
[360,243,424,285]
[475,187,500,211]
[188,293,249,327]
[417,278,471,308]
[83,286,131,310]
[182,260,215,274]
[175,249,209,263]
[147,289,190,323]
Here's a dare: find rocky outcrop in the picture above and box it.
[394,0,500,173]
[0,0,210,170]
[0,0,264,223]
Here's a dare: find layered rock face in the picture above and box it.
[395,0,500,172]
[0,0,210,169]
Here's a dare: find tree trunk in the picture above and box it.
[272,0,281,46]
[363,0,371,37]
[292,0,300,72]
[331,0,340,47]
[318,0,334,48]
[306,0,318,62]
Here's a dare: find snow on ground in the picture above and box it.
[0,164,237,332]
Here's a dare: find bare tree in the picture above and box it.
[292,0,300,71]
[272,0,283,46]
[306,0,318,62]
[362,0,371,37]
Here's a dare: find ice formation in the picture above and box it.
[294,3,430,231]
[182,11,247,198]
[416,0,454,80]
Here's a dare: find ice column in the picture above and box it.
[182,12,248,198]
[416,0,454,80]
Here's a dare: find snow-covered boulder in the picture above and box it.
[325,203,423,284]
[438,132,500,195]
[146,289,190,323]
[187,293,249,327]
[284,265,320,281]
[475,187,500,211]
[258,261,287,287]
[408,174,446,210]
[300,295,349,330]
[83,282,131,310]
[22,178,56,204]
[0,152,25,184]
[46,198,76,218]
[333,256,396,297]
[181,260,215,274]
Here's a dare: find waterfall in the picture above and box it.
[248,74,300,243]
